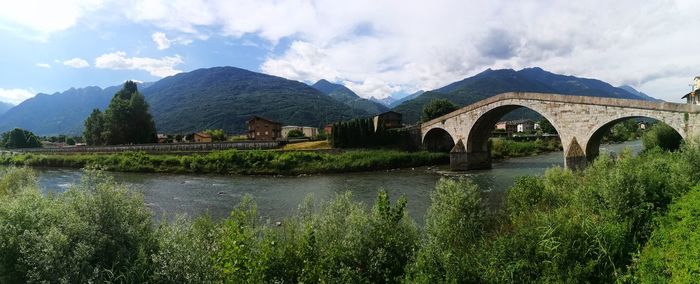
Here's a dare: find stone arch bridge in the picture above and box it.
[421,92,700,170]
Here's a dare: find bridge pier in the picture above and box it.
[564,137,587,170]
[450,139,492,171]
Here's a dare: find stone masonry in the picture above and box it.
[421,92,700,170]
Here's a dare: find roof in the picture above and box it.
[498,119,534,125]
[247,115,282,125]
[194,132,212,138]
[683,91,694,99]
[157,134,167,139]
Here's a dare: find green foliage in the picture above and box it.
[286,129,305,138]
[604,119,643,143]
[642,122,683,151]
[203,129,227,141]
[409,178,485,282]
[83,81,157,145]
[490,137,562,159]
[632,185,700,283]
[1,128,42,149]
[538,118,557,134]
[0,149,448,175]
[421,99,458,122]
[0,169,155,283]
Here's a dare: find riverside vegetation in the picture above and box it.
[0,150,447,175]
[0,126,697,282]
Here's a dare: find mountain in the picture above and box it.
[311,79,389,115]
[390,90,424,108]
[392,67,660,123]
[0,102,14,115]
[618,85,662,101]
[143,67,363,134]
[369,96,395,107]
[0,86,120,135]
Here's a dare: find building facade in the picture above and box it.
[373,111,403,132]
[281,126,318,138]
[194,132,212,143]
[247,116,283,140]
[682,76,700,104]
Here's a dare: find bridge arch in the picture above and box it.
[584,114,685,160]
[422,127,456,152]
[463,103,568,170]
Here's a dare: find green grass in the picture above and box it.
[490,137,562,159]
[0,149,448,175]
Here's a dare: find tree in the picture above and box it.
[287,129,305,138]
[83,81,157,145]
[642,123,682,151]
[538,118,557,134]
[422,99,458,122]
[203,129,227,141]
[1,128,41,148]
[83,109,105,146]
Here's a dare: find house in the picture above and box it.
[682,76,700,104]
[194,132,212,143]
[157,134,168,143]
[247,116,283,140]
[494,119,534,135]
[282,126,318,138]
[373,111,402,132]
[324,123,334,135]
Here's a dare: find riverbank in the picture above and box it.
[0,149,448,175]
[490,137,562,159]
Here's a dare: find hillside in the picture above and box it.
[392,67,660,123]
[389,90,424,108]
[0,86,119,135]
[0,102,14,115]
[311,79,388,115]
[143,67,363,134]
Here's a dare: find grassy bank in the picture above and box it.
[0,149,448,175]
[490,137,562,159]
[1,142,700,282]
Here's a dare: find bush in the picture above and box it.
[633,185,700,282]
[642,123,682,151]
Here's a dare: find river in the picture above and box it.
[33,140,642,223]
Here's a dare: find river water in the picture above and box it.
[34,140,642,223]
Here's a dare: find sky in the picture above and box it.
[0,0,699,105]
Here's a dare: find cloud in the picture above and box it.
[94,51,183,77]
[35,63,51,68]
[152,32,171,50]
[62,57,90,68]
[0,88,35,105]
[0,0,106,38]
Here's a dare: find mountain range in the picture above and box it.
[0,102,14,115]
[392,67,658,123]
[0,66,659,136]
[311,79,388,115]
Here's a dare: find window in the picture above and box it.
[265,131,269,135]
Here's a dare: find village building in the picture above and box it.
[324,123,333,135]
[194,132,212,143]
[494,119,534,135]
[157,134,168,143]
[373,111,403,132]
[682,76,700,104]
[282,126,318,138]
[247,116,283,140]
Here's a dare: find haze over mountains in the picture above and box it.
[0,66,659,136]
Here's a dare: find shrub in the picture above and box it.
[642,123,682,151]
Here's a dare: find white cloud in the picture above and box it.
[0,0,106,38]
[0,88,35,105]
[35,63,51,68]
[94,51,183,77]
[152,32,171,50]
[117,0,700,101]
[62,57,90,68]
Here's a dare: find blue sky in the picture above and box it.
[1,0,699,104]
